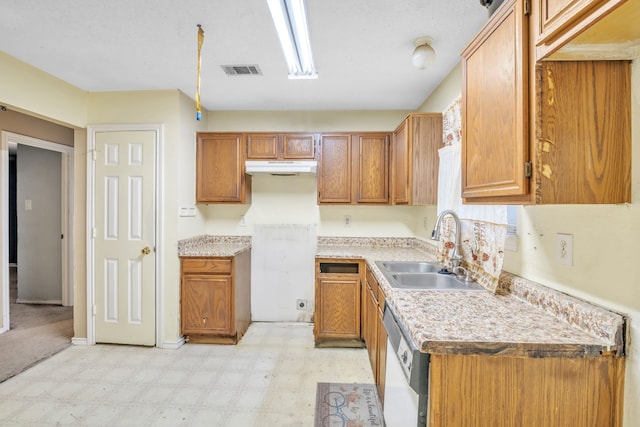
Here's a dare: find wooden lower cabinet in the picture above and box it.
[314,259,363,346]
[180,251,251,344]
[428,353,625,427]
[364,265,387,401]
[376,302,387,403]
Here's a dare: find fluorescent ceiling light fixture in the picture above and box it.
[267,0,318,79]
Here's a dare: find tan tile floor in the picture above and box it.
[0,322,374,426]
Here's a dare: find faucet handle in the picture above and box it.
[453,266,473,282]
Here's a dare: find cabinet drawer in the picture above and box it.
[181,258,232,274]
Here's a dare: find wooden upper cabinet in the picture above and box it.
[461,0,630,204]
[391,113,442,205]
[392,119,410,204]
[354,133,389,204]
[318,133,390,205]
[246,133,279,159]
[532,61,630,203]
[246,133,315,160]
[196,133,251,204]
[461,0,529,200]
[318,134,352,203]
[283,134,316,159]
[535,0,631,59]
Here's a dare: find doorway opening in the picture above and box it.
[0,131,74,381]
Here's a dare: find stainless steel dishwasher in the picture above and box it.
[383,302,430,427]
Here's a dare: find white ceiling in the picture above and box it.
[0,0,491,111]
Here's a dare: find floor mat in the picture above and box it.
[314,382,384,427]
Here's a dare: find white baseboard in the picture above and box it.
[15,298,63,305]
[160,337,185,350]
[71,337,88,345]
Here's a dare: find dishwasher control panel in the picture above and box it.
[382,302,430,395]
[396,334,414,380]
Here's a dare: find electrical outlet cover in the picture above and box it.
[556,233,573,266]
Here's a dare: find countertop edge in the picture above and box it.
[315,242,625,358]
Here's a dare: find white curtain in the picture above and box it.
[437,143,507,225]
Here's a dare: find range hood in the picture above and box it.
[245,160,317,175]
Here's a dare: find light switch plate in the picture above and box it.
[178,206,196,217]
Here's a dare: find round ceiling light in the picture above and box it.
[412,37,435,69]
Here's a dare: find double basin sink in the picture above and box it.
[375,261,484,291]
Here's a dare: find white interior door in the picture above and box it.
[94,130,156,345]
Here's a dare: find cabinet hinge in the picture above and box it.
[524,161,532,178]
[524,0,531,15]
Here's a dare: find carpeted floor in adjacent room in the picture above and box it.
[0,267,73,383]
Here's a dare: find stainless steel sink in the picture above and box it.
[390,272,484,291]
[379,261,441,273]
[375,261,484,291]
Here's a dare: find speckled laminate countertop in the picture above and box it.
[316,237,625,358]
[177,235,625,358]
[178,235,251,257]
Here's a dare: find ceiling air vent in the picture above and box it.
[221,65,263,76]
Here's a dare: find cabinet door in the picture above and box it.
[392,115,441,205]
[354,134,389,204]
[392,119,410,204]
[196,133,248,203]
[376,302,387,402]
[318,134,352,203]
[410,115,442,205]
[535,61,630,203]
[316,275,360,339]
[461,0,530,199]
[246,134,279,159]
[366,284,378,376]
[181,275,233,335]
[283,134,316,159]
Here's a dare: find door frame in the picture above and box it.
[86,124,164,347]
[0,131,74,333]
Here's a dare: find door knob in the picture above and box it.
[141,247,151,255]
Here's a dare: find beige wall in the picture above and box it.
[0,109,74,147]
[417,62,463,113]
[0,52,88,128]
[207,110,411,132]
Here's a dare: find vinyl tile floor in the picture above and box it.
[0,322,374,426]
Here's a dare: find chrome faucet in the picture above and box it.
[431,209,463,271]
